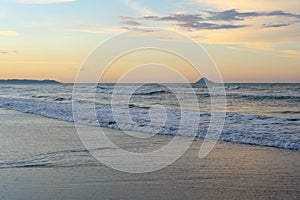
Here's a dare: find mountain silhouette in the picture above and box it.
[195,77,214,85]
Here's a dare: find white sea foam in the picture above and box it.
[0,97,299,151]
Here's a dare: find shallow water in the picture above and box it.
[0,109,299,200]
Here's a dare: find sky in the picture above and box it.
[0,0,300,83]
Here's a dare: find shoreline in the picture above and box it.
[0,108,299,199]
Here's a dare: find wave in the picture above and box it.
[32,95,49,98]
[0,148,116,169]
[191,90,300,102]
[133,89,170,95]
[95,87,170,96]
[95,88,113,94]
[54,97,72,102]
[0,97,299,151]
[225,93,300,102]
[30,95,72,102]
[271,111,300,115]
[212,86,240,90]
[128,104,150,109]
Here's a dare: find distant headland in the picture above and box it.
[0,78,214,84]
[195,77,214,84]
[0,79,60,84]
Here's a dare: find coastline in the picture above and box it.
[0,108,299,199]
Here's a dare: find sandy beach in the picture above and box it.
[0,108,299,200]
[2,0,300,199]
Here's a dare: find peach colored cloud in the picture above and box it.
[0,31,19,36]
[194,0,300,12]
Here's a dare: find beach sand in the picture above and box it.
[0,109,299,200]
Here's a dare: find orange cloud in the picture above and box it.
[0,31,19,37]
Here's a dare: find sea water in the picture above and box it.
[0,83,299,151]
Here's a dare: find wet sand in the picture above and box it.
[0,109,299,200]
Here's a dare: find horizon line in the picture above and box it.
[0,79,299,84]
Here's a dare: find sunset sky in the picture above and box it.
[0,0,299,83]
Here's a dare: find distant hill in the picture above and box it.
[0,79,60,84]
[195,77,214,85]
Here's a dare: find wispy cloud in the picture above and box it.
[122,20,143,26]
[17,0,76,4]
[0,31,19,36]
[117,8,300,52]
[178,22,245,30]
[279,50,300,58]
[201,9,261,21]
[201,9,300,21]
[120,9,300,31]
[75,29,106,34]
[150,14,203,22]
[265,10,300,19]
[262,23,291,28]
[193,0,300,13]
[119,17,144,26]
[122,0,157,16]
[0,50,17,54]
[226,46,250,52]
[0,60,80,65]
[122,26,155,32]
[70,26,123,34]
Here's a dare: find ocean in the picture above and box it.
[0,83,299,151]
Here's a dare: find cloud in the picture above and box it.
[263,23,291,28]
[201,9,300,21]
[121,9,300,31]
[122,0,157,16]
[0,31,19,36]
[122,27,155,32]
[70,27,123,34]
[75,29,106,34]
[0,50,17,54]
[17,0,76,4]
[177,22,245,30]
[120,11,246,31]
[122,20,143,26]
[0,60,80,65]
[154,14,203,22]
[279,50,300,58]
[119,17,144,26]
[193,0,300,13]
[264,10,300,19]
[118,8,300,53]
[201,9,261,21]
[226,46,247,51]
[136,12,247,30]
